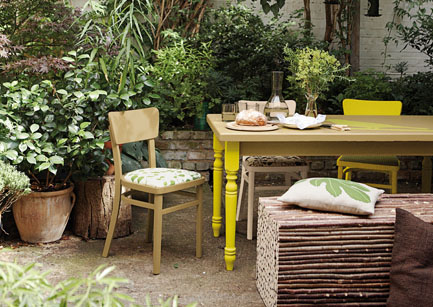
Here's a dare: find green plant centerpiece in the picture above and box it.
[285,47,348,117]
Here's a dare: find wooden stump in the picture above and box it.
[257,194,433,307]
[72,176,132,239]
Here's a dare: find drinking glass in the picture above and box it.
[222,104,237,122]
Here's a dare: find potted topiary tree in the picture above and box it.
[0,76,106,243]
[285,47,349,117]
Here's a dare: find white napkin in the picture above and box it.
[276,113,326,130]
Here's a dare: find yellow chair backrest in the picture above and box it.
[342,99,402,116]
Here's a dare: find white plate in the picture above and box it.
[225,122,279,131]
[282,123,322,130]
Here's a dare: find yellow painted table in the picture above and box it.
[206,114,433,271]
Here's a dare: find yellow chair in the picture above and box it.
[102,108,205,274]
[337,99,402,193]
[236,100,309,240]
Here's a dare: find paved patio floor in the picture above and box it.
[0,179,423,306]
[0,183,265,307]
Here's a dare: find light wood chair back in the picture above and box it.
[108,107,159,145]
[103,108,204,274]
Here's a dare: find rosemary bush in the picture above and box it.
[0,161,30,233]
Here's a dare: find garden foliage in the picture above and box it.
[0,161,30,233]
[0,0,80,82]
[0,261,196,306]
[0,0,431,189]
[189,5,319,107]
[148,38,215,129]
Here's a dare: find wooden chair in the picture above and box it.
[236,100,309,240]
[102,108,205,274]
[337,99,402,193]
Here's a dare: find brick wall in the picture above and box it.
[156,131,215,180]
[156,130,424,186]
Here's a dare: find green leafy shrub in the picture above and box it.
[0,161,30,233]
[59,50,154,132]
[190,5,318,107]
[148,39,215,130]
[0,261,197,306]
[392,71,433,115]
[341,69,393,101]
[0,78,106,191]
[78,0,155,92]
[320,77,352,114]
[0,0,81,82]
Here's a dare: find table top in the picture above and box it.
[206,114,433,143]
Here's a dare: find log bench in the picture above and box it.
[256,194,433,307]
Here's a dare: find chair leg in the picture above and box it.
[145,208,154,243]
[236,167,246,222]
[196,185,203,258]
[345,168,353,181]
[247,170,255,240]
[301,169,308,179]
[391,170,398,194]
[102,181,122,258]
[337,165,344,179]
[284,173,292,186]
[152,195,163,275]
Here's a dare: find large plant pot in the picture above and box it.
[13,185,75,243]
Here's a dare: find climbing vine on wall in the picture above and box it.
[384,0,433,67]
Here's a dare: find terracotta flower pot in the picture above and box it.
[13,184,76,243]
[104,141,121,175]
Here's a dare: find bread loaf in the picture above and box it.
[235,110,267,126]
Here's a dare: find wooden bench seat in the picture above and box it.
[256,194,433,307]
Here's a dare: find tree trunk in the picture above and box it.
[72,176,132,239]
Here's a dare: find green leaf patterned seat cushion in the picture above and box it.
[278,177,384,215]
[124,168,202,188]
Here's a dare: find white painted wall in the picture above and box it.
[213,0,431,75]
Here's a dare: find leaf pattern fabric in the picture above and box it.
[124,168,202,188]
[309,178,371,203]
[278,177,384,215]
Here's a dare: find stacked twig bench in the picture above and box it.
[256,194,433,307]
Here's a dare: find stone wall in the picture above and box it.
[156,130,424,186]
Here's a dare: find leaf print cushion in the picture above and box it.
[278,178,384,215]
[124,168,202,188]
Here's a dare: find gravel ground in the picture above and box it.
[0,179,423,306]
[0,183,265,307]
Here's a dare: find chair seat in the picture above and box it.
[124,168,202,188]
[338,155,399,167]
[245,156,307,167]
